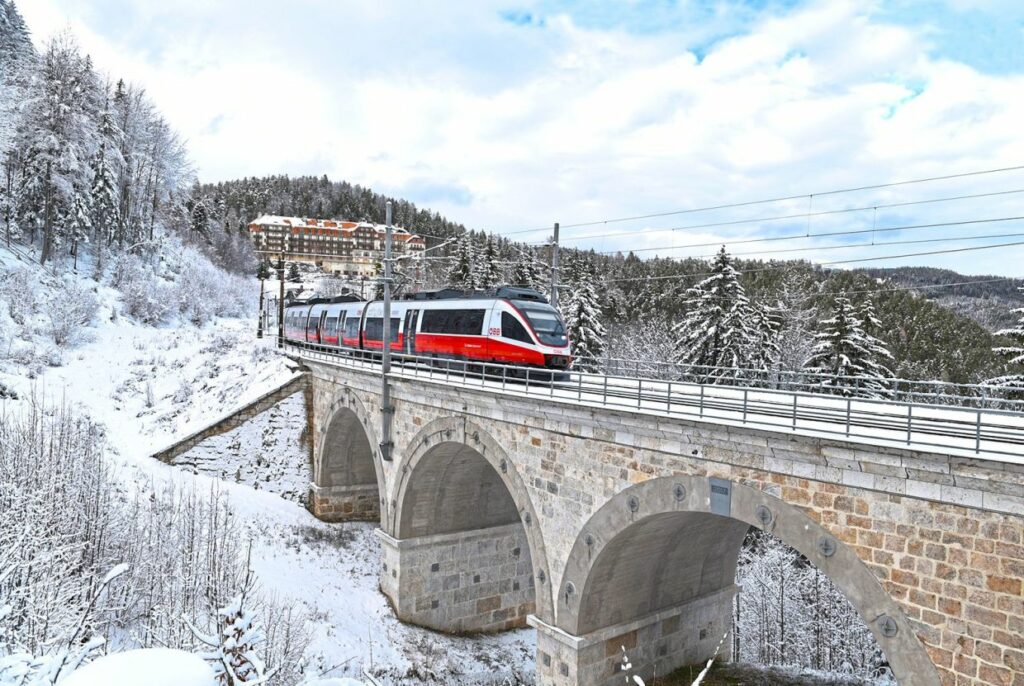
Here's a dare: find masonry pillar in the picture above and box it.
[375,523,535,633]
[309,483,381,522]
[530,586,735,686]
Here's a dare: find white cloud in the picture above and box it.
[16,0,1024,275]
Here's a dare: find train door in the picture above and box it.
[318,311,327,344]
[404,309,419,354]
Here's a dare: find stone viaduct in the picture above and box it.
[297,355,1024,686]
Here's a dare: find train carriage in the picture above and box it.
[282,287,571,371]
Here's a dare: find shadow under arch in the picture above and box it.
[554,475,938,686]
[389,415,555,623]
[312,390,385,523]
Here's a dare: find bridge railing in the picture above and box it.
[573,354,1024,413]
[280,338,1024,461]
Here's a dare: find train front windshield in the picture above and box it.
[515,303,568,347]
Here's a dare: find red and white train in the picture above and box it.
[282,287,572,370]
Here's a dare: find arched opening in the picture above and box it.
[310,407,380,522]
[320,408,376,489]
[383,440,538,634]
[398,441,520,538]
[548,477,937,686]
[577,511,749,635]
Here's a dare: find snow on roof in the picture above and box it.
[250,215,422,239]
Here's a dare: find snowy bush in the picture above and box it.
[0,401,309,685]
[46,280,99,346]
[0,267,38,327]
[110,253,172,325]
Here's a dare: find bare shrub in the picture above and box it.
[0,400,311,682]
[47,280,99,346]
[0,267,38,327]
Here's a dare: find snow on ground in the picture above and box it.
[0,246,534,685]
[61,649,216,686]
[169,392,310,501]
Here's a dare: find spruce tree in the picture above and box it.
[511,246,544,290]
[477,234,502,289]
[988,286,1024,390]
[287,262,301,283]
[804,296,894,398]
[89,95,121,247]
[13,32,101,264]
[672,247,756,383]
[561,254,605,371]
[749,302,782,376]
[67,188,91,268]
[448,231,478,290]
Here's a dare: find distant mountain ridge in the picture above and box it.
[857,266,1024,332]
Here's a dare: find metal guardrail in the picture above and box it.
[576,354,1024,412]
[280,338,1024,461]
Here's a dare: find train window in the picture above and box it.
[324,317,339,336]
[501,312,533,344]
[421,310,450,333]
[515,302,568,347]
[364,317,400,342]
[422,309,485,335]
[344,316,361,339]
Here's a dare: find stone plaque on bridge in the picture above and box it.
[709,477,731,517]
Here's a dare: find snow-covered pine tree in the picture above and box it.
[67,188,92,269]
[477,234,502,290]
[560,253,605,371]
[189,564,275,686]
[987,286,1024,391]
[0,0,36,158]
[190,198,211,238]
[804,296,893,398]
[511,246,544,290]
[447,231,478,290]
[749,301,782,377]
[672,246,756,383]
[12,32,101,265]
[287,262,301,283]
[858,296,883,338]
[89,94,121,250]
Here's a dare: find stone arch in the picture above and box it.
[391,416,555,621]
[311,388,385,522]
[556,475,939,686]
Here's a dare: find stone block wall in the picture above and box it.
[304,362,1024,686]
[152,374,309,463]
[309,484,380,522]
[532,587,734,686]
[376,523,535,634]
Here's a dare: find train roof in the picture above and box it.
[401,286,549,303]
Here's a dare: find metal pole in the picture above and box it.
[257,274,265,339]
[380,202,394,461]
[277,254,285,348]
[550,222,560,309]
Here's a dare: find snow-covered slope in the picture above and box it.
[0,245,533,685]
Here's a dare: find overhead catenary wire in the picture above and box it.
[499,163,1024,237]
[598,238,1024,284]
[524,187,1024,246]
[657,229,1024,262]
[587,215,1024,256]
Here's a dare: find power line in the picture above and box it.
[601,239,1024,284]
[500,163,1024,237]
[590,215,1024,256]
[671,229,1024,262]
[525,187,1024,246]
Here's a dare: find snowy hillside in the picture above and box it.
[0,245,535,685]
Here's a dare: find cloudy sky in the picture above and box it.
[18,0,1024,275]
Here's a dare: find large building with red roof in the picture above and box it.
[247,215,425,277]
